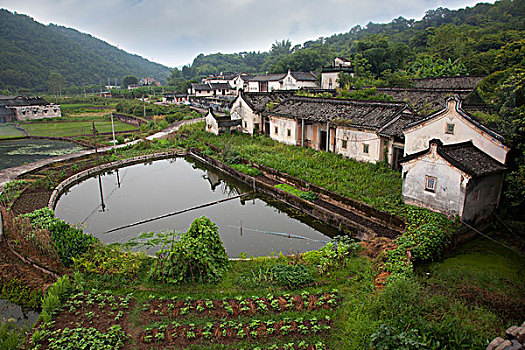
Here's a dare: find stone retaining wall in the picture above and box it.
[189,149,377,240]
[487,322,525,350]
[48,151,185,210]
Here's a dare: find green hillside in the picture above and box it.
[168,0,524,81]
[0,9,171,93]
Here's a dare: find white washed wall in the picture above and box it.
[404,99,509,164]
[335,127,382,163]
[269,116,297,145]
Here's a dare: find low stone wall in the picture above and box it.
[48,151,185,210]
[486,322,525,350]
[189,149,377,240]
[252,163,405,230]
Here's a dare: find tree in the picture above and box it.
[270,39,292,56]
[48,71,66,98]
[121,75,139,89]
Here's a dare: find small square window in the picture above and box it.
[363,144,369,154]
[287,129,291,137]
[342,140,347,149]
[274,126,278,134]
[425,176,436,192]
[446,123,455,135]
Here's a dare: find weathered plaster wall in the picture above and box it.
[269,116,298,146]
[14,104,61,121]
[205,112,219,135]
[321,72,340,89]
[402,149,467,218]
[335,127,382,163]
[230,98,260,135]
[462,173,503,224]
[404,99,508,164]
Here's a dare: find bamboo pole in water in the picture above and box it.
[105,192,252,233]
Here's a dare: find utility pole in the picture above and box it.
[92,122,99,161]
[110,112,116,149]
[83,85,87,98]
[142,95,146,118]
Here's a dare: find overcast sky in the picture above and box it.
[0,0,488,68]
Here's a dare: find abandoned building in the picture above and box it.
[0,95,61,122]
[229,91,294,135]
[264,96,420,169]
[403,95,508,164]
[401,139,506,224]
[205,108,241,135]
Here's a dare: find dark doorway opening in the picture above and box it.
[320,130,327,151]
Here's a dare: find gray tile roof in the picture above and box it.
[0,95,49,107]
[244,73,287,82]
[413,76,484,89]
[402,139,506,177]
[290,71,317,81]
[237,91,295,113]
[267,96,414,130]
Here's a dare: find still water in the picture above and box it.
[54,158,334,257]
[0,138,83,170]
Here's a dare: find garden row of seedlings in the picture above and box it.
[31,291,134,349]
[141,290,339,348]
[142,290,339,319]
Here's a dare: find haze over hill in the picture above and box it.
[0,9,171,93]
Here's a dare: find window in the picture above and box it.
[363,144,369,154]
[425,176,436,192]
[287,129,291,137]
[244,121,247,128]
[446,123,455,135]
[274,126,278,134]
[254,123,259,131]
[341,140,347,149]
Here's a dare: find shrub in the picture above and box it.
[73,246,146,277]
[302,236,362,275]
[269,264,314,288]
[370,324,427,350]
[0,321,25,350]
[0,279,42,310]
[21,208,98,267]
[151,217,230,284]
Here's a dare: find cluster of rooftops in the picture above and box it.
[205,74,508,224]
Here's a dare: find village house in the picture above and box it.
[400,139,506,224]
[320,57,354,89]
[0,95,61,122]
[229,91,294,135]
[264,96,419,168]
[244,70,318,92]
[403,95,509,164]
[205,108,241,135]
[188,83,232,97]
[162,93,189,105]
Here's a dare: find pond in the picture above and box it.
[54,157,336,257]
[0,138,84,170]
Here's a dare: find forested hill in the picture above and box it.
[170,0,524,81]
[0,9,171,93]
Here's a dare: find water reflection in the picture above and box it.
[55,157,336,257]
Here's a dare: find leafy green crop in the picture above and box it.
[21,207,98,267]
[151,217,230,284]
[275,183,317,201]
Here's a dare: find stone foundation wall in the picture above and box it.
[487,322,525,350]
